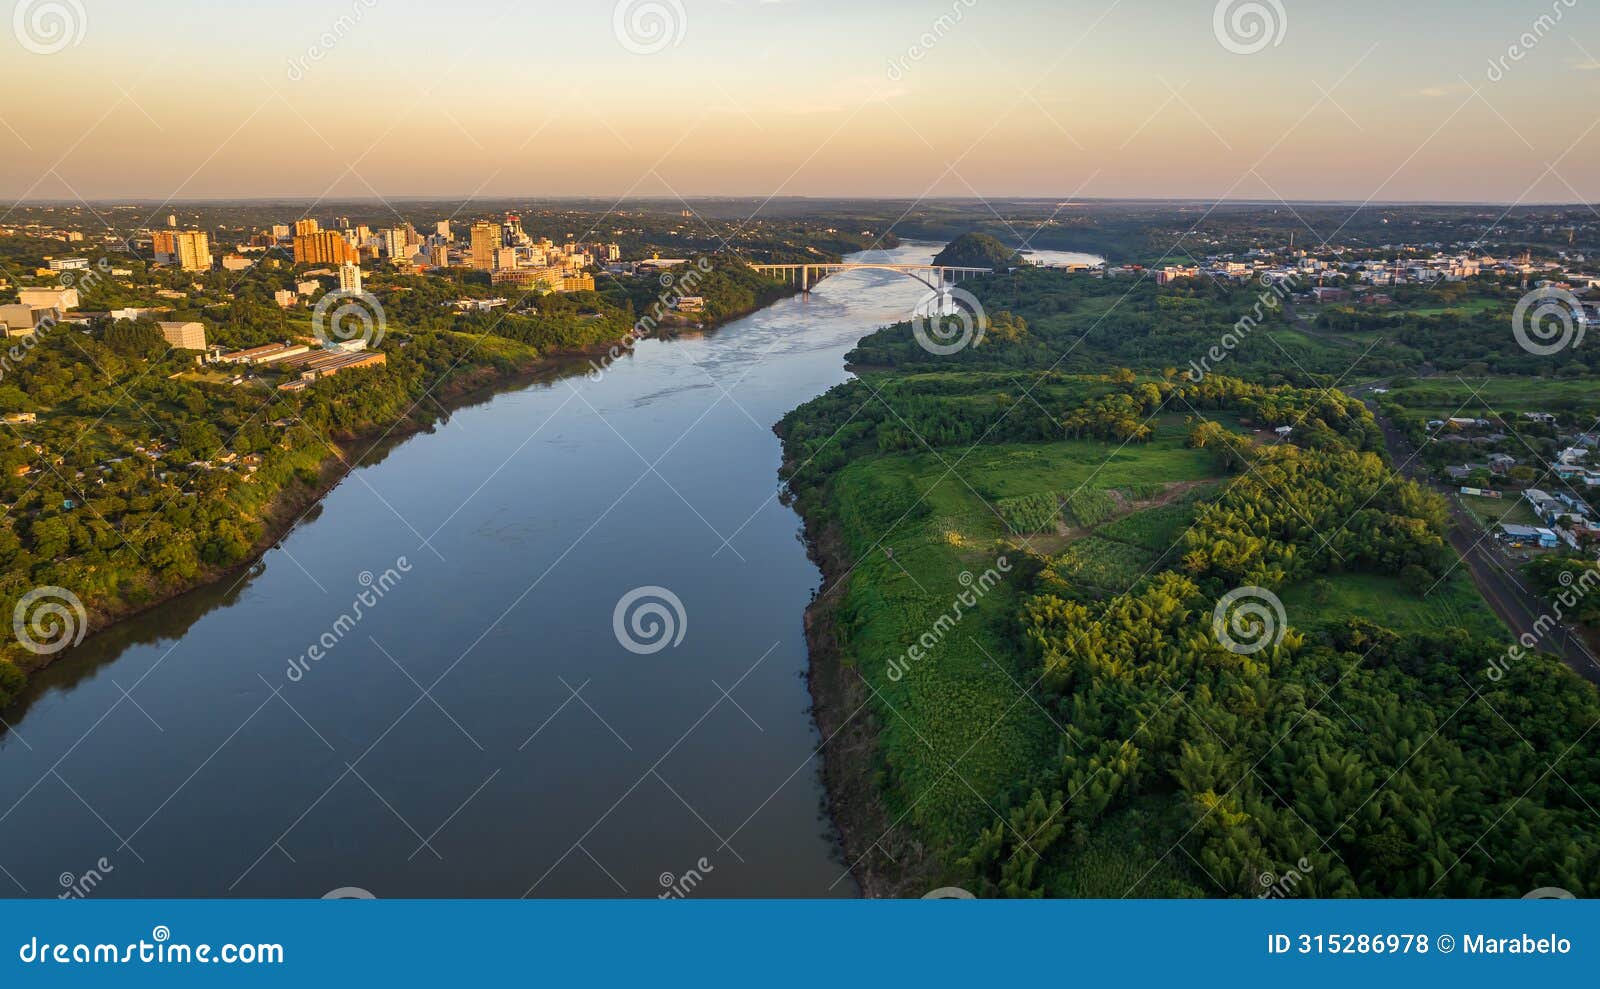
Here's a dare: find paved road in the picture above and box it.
[1363,399,1600,686]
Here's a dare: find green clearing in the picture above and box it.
[830,433,1219,844]
[1458,493,1538,530]
[1280,572,1505,640]
[1385,376,1600,417]
[1401,298,1504,318]
[965,429,1217,513]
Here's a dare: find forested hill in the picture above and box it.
[932,233,1022,270]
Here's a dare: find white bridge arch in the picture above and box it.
[746,262,992,293]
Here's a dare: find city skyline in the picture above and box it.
[1,0,1597,204]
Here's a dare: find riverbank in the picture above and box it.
[797,509,939,898]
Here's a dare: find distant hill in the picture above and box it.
[932,233,1021,270]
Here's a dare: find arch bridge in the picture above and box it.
[747,262,993,293]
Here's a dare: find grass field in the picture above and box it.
[830,431,1220,846]
[832,422,1228,844]
[1384,376,1600,418]
[1280,572,1505,640]
[1401,298,1504,318]
[1458,492,1538,531]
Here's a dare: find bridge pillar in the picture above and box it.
[801,266,809,294]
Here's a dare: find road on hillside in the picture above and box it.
[1359,396,1600,685]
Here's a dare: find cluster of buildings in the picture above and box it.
[0,282,205,352]
[1432,419,1600,554]
[126,213,611,296]
[469,213,605,292]
[1135,246,1599,304]
[207,337,384,390]
[1498,484,1600,551]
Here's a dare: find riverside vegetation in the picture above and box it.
[778,263,1600,898]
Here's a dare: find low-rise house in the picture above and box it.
[1498,523,1560,549]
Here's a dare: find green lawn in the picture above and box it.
[1280,572,1505,640]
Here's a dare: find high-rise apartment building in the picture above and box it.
[150,230,177,264]
[470,222,499,270]
[293,230,358,265]
[294,218,321,237]
[176,231,212,272]
[382,228,407,260]
[338,263,363,293]
[435,220,451,239]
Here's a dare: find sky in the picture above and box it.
[1,0,1597,204]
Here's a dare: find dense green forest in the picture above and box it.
[779,263,1600,898]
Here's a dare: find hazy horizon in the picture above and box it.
[3,0,1597,206]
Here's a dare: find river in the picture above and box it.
[0,242,1099,899]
